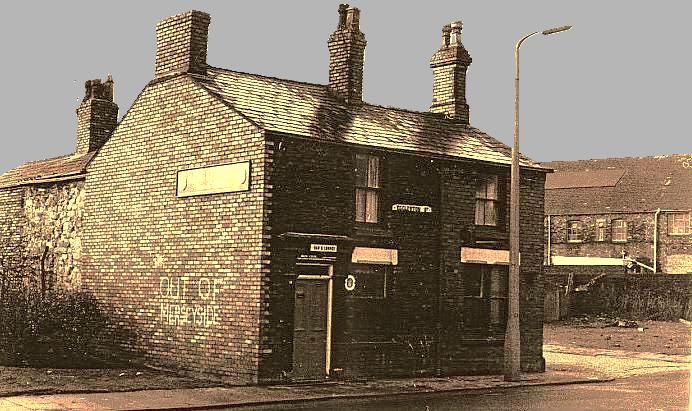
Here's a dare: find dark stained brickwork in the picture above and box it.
[75,77,118,155]
[155,11,210,78]
[258,135,546,381]
[80,75,269,384]
[327,5,366,103]
[429,22,472,123]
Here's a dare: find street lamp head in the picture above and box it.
[542,25,572,35]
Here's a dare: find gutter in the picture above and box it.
[653,208,661,273]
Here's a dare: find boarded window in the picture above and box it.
[475,176,498,226]
[612,219,627,242]
[668,213,691,235]
[355,154,381,223]
[348,265,388,299]
[567,221,583,242]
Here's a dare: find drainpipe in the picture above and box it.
[653,208,661,273]
[546,215,552,265]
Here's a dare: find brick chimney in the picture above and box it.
[430,21,472,123]
[75,75,118,154]
[328,4,366,103]
[155,10,211,78]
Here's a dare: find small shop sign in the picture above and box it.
[310,244,338,253]
[391,204,432,213]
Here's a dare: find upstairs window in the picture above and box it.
[596,219,606,242]
[475,176,498,226]
[355,154,381,223]
[612,219,628,242]
[567,221,583,242]
[668,213,691,235]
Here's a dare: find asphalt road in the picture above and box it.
[231,370,690,411]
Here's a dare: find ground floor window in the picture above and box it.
[348,264,389,299]
[463,264,508,334]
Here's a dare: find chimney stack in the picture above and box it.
[155,10,211,78]
[429,21,472,123]
[328,4,367,103]
[75,75,118,154]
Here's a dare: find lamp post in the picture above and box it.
[505,25,571,382]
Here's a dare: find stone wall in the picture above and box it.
[23,181,85,289]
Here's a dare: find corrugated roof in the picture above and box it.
[545,169,625,189]
[544,154,692,214]
[0,151,95,189]
[198,68,546,170]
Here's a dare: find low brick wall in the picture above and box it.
[545,267,692,321]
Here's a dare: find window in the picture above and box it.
[611,219,627,242]
[475,176,498,226]
[596,219,606,241]
[355,154,381,223]
[348,265,388,299]
[668,213,691,235]
[463,265,508,331]
[567,221,583,242]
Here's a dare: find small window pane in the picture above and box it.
[355,188,366,222]
[485,200,496,226]
[612,219,627,242]
[355,155,368,187]
[486,176,498,200]
[365,190,378,223]
[367,156,380,188]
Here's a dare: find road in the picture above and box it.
[231,370,689,411]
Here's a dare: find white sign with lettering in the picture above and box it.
[310,244,338,253]
[392,204,432,213]
[177,161,250,198]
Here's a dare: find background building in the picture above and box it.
[544,155,692,274]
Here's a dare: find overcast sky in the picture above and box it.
[0,1,689,174]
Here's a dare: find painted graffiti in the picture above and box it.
[159,276,223,328]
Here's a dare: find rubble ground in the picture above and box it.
[545,316,691,356]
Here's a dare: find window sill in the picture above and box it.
[611,240,628,243]
[668,232,692,236]
[567,240,583,244]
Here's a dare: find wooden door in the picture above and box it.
[292,272,331,379]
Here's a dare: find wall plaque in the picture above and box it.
[310,244,338,253]
[392,204,432,213]
[177,161,250,198]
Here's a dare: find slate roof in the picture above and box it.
[544,154,692,214]
[198,68,546,170]
[0,151,96,189]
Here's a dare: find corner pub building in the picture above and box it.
[0,5,549,384]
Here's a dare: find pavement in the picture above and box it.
[1,344,688,411]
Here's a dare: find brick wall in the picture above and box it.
[260,135,547,381]
[80,74,269,384]
[0,187,24,244]
[547,211,692,274]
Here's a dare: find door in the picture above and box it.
[292,265,332,379]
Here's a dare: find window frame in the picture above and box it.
[566,220,583,243]
[668,213,691,235]
[474,175,499,227]
[611,219,628,243]
[595,219,606,242]
[355,153,382,224]
[463,264,508,332]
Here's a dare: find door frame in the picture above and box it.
[295,263,333,376]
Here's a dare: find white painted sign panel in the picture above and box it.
[551,256,624,266]
[351,247,398,265]
[460,247,511,265]
[177,162,250,198]
[310,244,338,253]
[392,204,432,213]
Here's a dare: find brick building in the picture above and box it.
[0,6,549,383]
[544,155,692,274]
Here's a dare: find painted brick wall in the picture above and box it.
[80,74,269,384]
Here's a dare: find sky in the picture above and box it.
[0,1,689,175]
